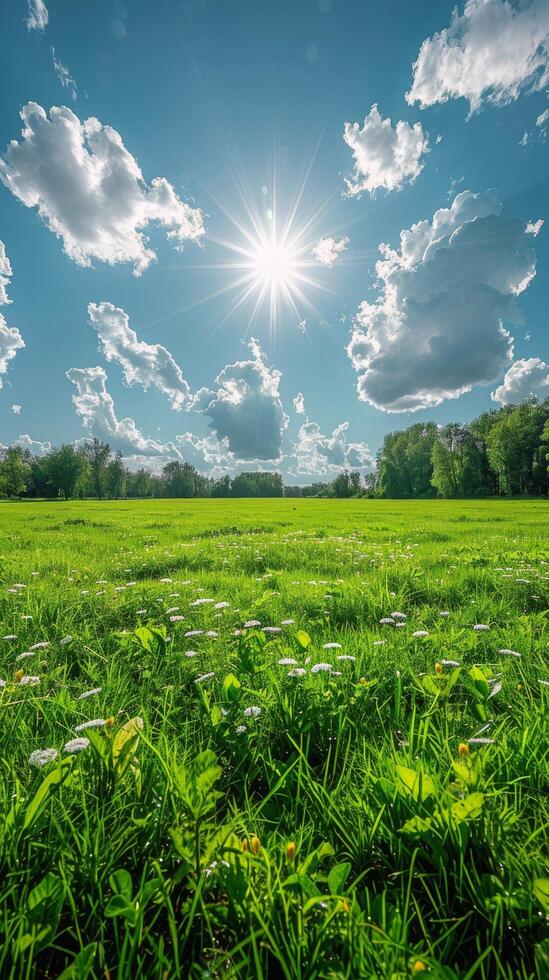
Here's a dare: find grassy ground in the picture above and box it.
[0,498,547,979]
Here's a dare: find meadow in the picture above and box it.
[0,497,547,979]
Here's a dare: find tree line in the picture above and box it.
[0,439,283,500]
[1,399,548,500]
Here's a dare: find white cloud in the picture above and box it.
[312,235,349,267]
[491,356,549,404]
[407,0,549,114]
[537,107,549,127]
[293,392,306,414]
[0,240,13,306]
[11,434,51,456]
[66,365,182,457]
[347,189,537,412]
[343,104,429,196]
[192,339,288,460]
[292,420,373,476]
[11,404,21,415]
[88,301,190,410]
[0,103,205,276]
[26,0,48,31]
[525,218,544,236]
[0,241,24,389]
[51,49,77,101]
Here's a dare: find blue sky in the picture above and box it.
[1,0,548,480]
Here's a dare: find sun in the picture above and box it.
[250,239,297,291]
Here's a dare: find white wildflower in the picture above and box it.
[30,642,50,650]
[337,654,356,662]
[244,620,261,628]
[74,719,107,731]
[379,618,395,625]
[195,672,215,684]
[59,635,72,645]
[499,648,521,658]
[214,602,230,609]
[244,705,261,718]
[170,615,185,622]
[2,635,17,641]
[323,642,342,649]
[185,630,203,637]
[438,611,450,617]
[16,652,35,661]
[441,659,460,667]
[311,662,332,674]
[64,737,90,753]
[236,725,247,734]
[281,618,295,625]
[19,675,40,685]
[185,650,199,658]
[278,658,297,666]
[76,687,102,700]
[288,667,307,677]
[412,631,429,638]
[473,624,490,632]
[29,748,58,767]
[468,738,495,746]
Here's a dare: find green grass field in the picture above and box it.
[0,498,548,979]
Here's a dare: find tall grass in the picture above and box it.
[0,498,547,978]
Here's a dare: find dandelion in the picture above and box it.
[288,667,307,677]
[323,642,341,649]
[18,675,40,686]
[473,624,490,632]
[499,648,521,658]
[412,962,427,975]
[412,631,429,638]
[434,662,443,674]
[244,706,261,718]
[286,841,297,861]
[64,737,90,753]
[29,748,58,767]
[311,662,332,674]
[458,742,470,757]
[195,672,215,684]
[74,719,107,732]
[76,687,102,700]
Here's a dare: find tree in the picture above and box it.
[163,461,197,497]
[81,439,111,498]
[0,448,31,497]
[486,400,549,495]
[105,453,126,498]
[431,424,487,497]
[41,445,89,498]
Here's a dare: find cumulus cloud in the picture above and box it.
[88,301,190,409]
[293,392,306,415]
[537,107,549,128]
[11,433,51,455]
[51,49,77,101]
[292,420,373,476]
[347,190,537,412]
[66,365,182,457]
[407,0,549,114]
[491,356,549,404]
[312,235,349,267]
[0,103,205,276]
[0,240,13,307]
[26,0,48,31]
[525,218,544,236]
[11,404,21,415]
[343,104,429,195]
[192,339,288,460]
[0,241,24,389]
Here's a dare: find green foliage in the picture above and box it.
[0,497,547,978]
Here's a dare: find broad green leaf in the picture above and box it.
[469,667,490,699]
[57,943,97,979]
[533,878,549,912]
[327,862,351,895]
[109,869,133,901]
[396,765,435,802]
[222,672,241,702]
[440,792,484,827]
[23,759,74,830]
[399,814,433,836]
[296,629,311,650]
[112,716,143,777]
